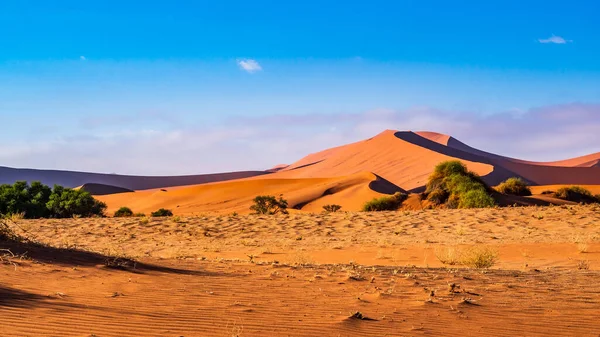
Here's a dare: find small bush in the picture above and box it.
[595,194,600,203]
[323,204,342,213]
[250,195,288,215]
[114,207,134,217]
[151,208,173,217]
[134,213,146,217]
[555,186,597,203]
[496,177,532,196]
[461,247,498,268]
[424,160,495,209]
[435,245,498,269]
[362,192,407,212]
[458,189,496,208]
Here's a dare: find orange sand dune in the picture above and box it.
[99,129,600,214]
[98,172,401,214]
[279,130,495,191]
[281,130,600,190]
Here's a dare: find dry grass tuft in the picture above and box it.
[435,245,498,268]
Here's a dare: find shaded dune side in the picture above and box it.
[78,183,134,196]
[0,166,268,191]
[97,172,400,214]
[278,130,499,191]
[416,131,600,168]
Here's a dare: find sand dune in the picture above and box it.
[0,166,268,191]
[95,129,600,214]
[280,130,600,190]
[98,172,401,214]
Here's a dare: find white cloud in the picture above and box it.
[538,35,571,44]
[80,56,87,61]
[1,103,600,175]
[237,59,262,73]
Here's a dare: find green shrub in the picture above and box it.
[323,204,342,213]
[151,208,173,217]
[114,207,134,217]
[0,181,106,219]
[496,177,532,196]
[423,160,495,209]
[362,192,407,212]
[134,212,146,217]
[46,185,106,218]
[426,188,449,205]
[250,195,289,215]
[555,186,597,203]
[458,189,496,208]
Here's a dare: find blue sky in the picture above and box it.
[0,1,599,174]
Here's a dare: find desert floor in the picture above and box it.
[2,204,600,336]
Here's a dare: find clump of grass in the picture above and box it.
[435,245,498,268]
[434,246,461,265]
[496,177,532,196]
[362,192,407,212]
[139,216,150,225]
[554,186,598,203]
[461,247,498,268]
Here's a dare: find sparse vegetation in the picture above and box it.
[323,204,342,213]
[0,181,106,218]
[113,207,134,217]
[362,192,407,212]
[151,208,173,217]
[435,245,498,268]
[554,186,598,203]
[250,195,289,215]
[424,161,495,209]
[496,177,532,196]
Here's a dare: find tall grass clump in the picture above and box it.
[424,161,495,209]
[362,192,407,212]
[496,177,532,196]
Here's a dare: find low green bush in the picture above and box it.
[151,208,174,217]
[496,177,532,196]
[423,160,495,209]
[114,207,134,217]
[362,192,407,212]
[555,186,597,203]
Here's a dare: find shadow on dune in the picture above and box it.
[0,239,233,277]
[0,286,48,309]
[369,174,406,194]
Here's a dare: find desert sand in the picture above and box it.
[3,130,600,336]
[2,205,600,336]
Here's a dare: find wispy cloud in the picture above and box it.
[538,35,571,44]
[80,55,87,61]
[1,103,599,175]
[237,59,262,73]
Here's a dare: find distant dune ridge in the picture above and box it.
[3,130,600,214]
[0,166,268,191]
